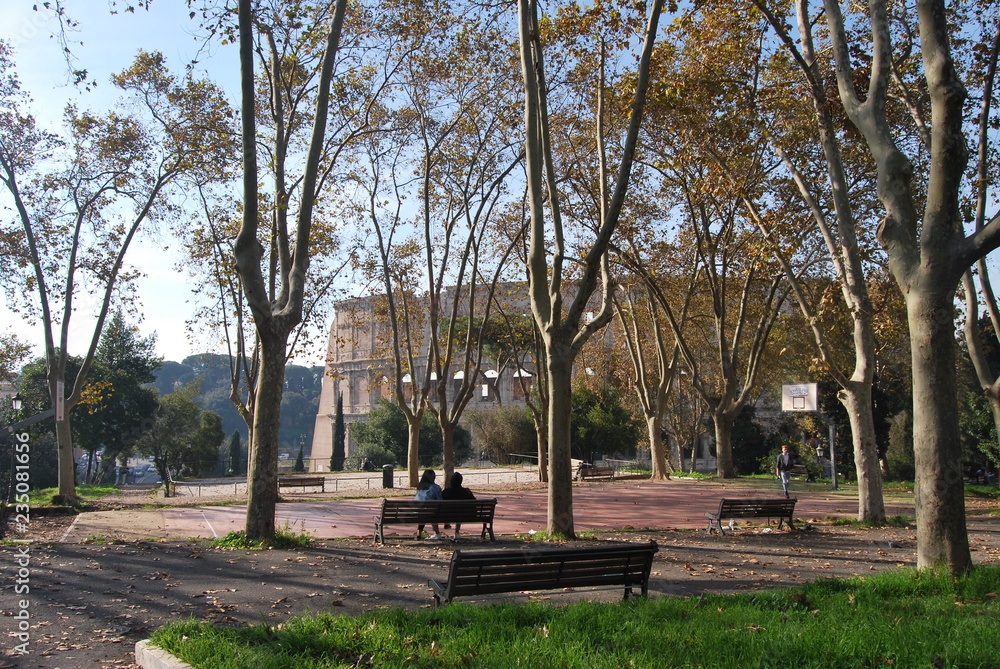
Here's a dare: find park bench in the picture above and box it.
[277,476,326,492]
[577,466,616,480]
[788,463,820,482]
[574,462,615,481]
[428,540,659,605]
[705,497,796,535]
[373,498,498,544]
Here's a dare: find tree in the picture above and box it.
[744,0,887,522]
[0,44,233,502]
[818,0,1000,574]
[226,431,243,477]
[958,3,1000,499]
[293,441,306,472]
[73,310,161,483]
[135,384,221,496]
[620,165,795,479]
[571,383,643,462]
[233,0,357,539]
[465,405,537,465]
[330,393,345,471]
[612,280,686,479]
[351,398,470,467]
[0,333,30,384]
[185,411,223,477]
[351,0,523,487]
[518,0,666,537]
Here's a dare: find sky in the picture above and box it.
[1,2,325,367]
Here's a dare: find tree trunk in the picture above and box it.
[646,415,670,480]
[546,353,575,538]
[713,409,736,478]
[908,289,971,572]
[407,417,421,488]
[536,427,548,482]
[55,416,76,502]
[441,420,456,484]
[244,337,286,539]
[839,383,886,522]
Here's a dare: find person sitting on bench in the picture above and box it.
[415,469,442,539]
[441,472,475,540]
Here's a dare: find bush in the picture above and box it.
[350,399,471,468]
[571,383,642,461]
[465,405,537,465]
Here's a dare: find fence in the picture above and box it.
[170,465,542,498]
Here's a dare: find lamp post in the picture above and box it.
[0,394,55,439]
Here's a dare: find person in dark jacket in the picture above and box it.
[441,471,475,540]
[775,444,794,498]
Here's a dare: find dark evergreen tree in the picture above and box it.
[227,431,242,476]
[293,442,306,472]
[331,393,346,471]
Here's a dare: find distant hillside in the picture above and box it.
[152,354,323,455]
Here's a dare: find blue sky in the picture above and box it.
[0,2,272,365]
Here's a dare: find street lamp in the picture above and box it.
[11,394,22,412]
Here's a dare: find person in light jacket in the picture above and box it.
[415,469,442,539]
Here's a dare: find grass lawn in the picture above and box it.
[151,565,1000,668]
[28,484,118,507]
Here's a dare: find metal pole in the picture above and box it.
[826,415,838,490]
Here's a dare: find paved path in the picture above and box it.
[63,478,916,542]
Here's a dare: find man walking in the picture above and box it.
[776,444,794,498]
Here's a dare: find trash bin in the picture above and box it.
[382,464,394,488]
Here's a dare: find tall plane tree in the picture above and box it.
[667,0,887,520]
[234,0,365,538]
[518,0,665,537]
[820,0,1000,573]
[353,0,521,486]
[0,45,232,502]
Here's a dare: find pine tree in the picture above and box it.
[331,393,346,471]
[294,442,306,472]
[227,431,242,476]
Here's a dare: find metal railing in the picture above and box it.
[170,466,542,498]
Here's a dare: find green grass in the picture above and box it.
[965,484,1000,499]
[150,565,1000,669]
[28,484,118,507]
[830,514,913,528]
[211,525,315,550]
[670,470,714,479]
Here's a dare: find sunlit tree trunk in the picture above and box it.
[245,336,285,538]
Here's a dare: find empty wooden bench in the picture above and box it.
[705,497,796,534]
[278,476,325,492]
[429,541,659,605]
[576,466,615,480]
[373,498,497,544]
[789,463,820,481]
